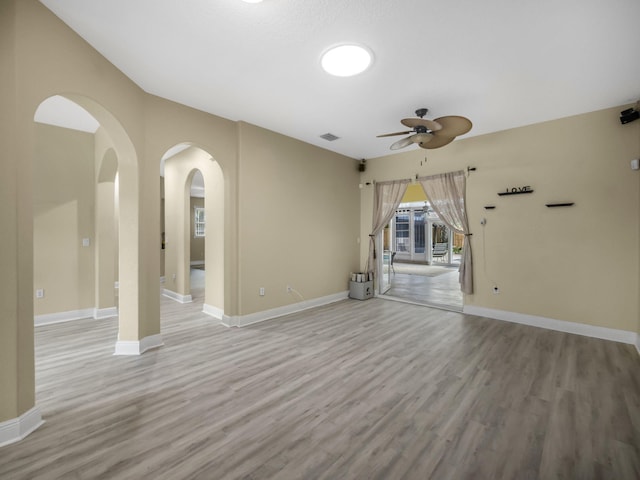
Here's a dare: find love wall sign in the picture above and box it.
[497,186,533,196]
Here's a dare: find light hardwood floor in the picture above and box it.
[385,264,463,311]
[1,292,639,479]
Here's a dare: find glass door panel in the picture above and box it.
[394,212,410,255]
[413,210,426,259]
[393,208,427,262]
[377,233,391,294]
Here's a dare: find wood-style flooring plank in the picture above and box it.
[1,293,639,479]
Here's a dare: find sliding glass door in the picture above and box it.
[390,205,459,265]
[393,208,427,262]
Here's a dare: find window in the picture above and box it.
[194,207,205,237]
[394,211,410,253]
[392,204,431,261]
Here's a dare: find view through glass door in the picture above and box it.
[394,208,427,262]
[384,201,464,311]
[378,233,392,294]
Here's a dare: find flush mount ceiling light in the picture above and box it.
[321,44,373,77]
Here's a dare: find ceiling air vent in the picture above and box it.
[320,132,340,142]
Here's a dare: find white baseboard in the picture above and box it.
[203,304,223,320]
[463,305,637,346]
[223,291,348,328]
[94,307,118,320]
[35,307,118,326]
[162,289,192,304]
[113,334,164,356]
[0,407,44,448]
[35,308,94,326]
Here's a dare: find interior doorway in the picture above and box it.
[33,95,122,325]
[382,185,463,311]
[188,170,206,304]
[161,145,224,319]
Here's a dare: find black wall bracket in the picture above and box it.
[545,202,574,208]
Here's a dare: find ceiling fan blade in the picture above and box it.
[390,136,414,150]
[420,135,455,149]
[376,130,413,138]
[400,117,442,131]
[411,132,433,144]
[432,116,472,137]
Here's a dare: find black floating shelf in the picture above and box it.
[546,202,574,208]
[498,190,534,196]
[484,205,496,210]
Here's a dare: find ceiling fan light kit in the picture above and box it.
[378,108,472,151]
[390,137,415,150]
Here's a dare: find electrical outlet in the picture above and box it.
[287,285,292,293]
[36,288,44,299]
[259,287,265,296]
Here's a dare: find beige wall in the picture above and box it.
[33,123,95,315]
[94,128,119,311]
[237,122,361,315]
[32,122,120,318]
[0,0,27,423]
[361,107,640,332]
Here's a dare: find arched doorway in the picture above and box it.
[161,145,224,319]
[187,169,206,302]
[33,96,102,325]
[33,94,161,355]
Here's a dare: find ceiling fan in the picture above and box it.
[377,108,472,150]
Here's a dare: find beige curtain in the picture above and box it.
[366,180,410,281]
[418,171,473,294]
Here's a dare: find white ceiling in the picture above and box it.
[39,0,640,160]
[34,95,100,133]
